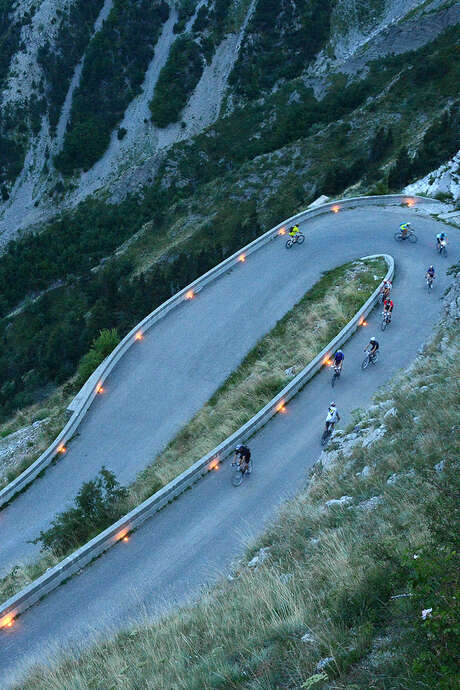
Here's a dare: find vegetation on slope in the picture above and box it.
[229,0,334,99]
[0,27,458,425]
[150,35,205,127]
[16,308,459,690]
[0,257,385,604]
[55,0,169,174]
[37,0,105,132]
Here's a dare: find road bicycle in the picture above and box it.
[381,310,392,331]
[331,364,341,387]
[436,240,448,257]
[394,229,417,243]
[361,350,379,370]
[426,275,434,291]
[285,233,305,249]
[231,460,252,486]
[321,423,335,447]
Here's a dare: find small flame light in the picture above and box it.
[96,384,104,394]
[278,227,286,236]
[359,317,368,326]
[186,290,195,300]
[209,458,219,471]
[405,198,415,207]
[135,331,143,341]
[0,615,15,629]
[323,356,332,366]
[276,401,287,414]
[57,445,67,454]
[238,254,246,263]
[332,205,340,214]
[123,536,129,542]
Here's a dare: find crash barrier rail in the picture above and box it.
[0,193,431,508]
[0,250,393,628]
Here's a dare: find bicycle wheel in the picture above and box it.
[373,351,380,364]
[441,245,447,257]
[285,239,293,249]
[296,234,305,245]
[408,232,418,243]
[331,371,339,387]
[381,317,387,331]
[231,468,243,486]
[394,232,403,242]
[361,355,370,370]
[321,429,330,446]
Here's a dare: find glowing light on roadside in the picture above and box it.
[186,290,195,300]
[135,331,143,341]
[57,445,67,454]
[238,254,246,263]
[331,205,340,213]
[116,529,129,543]
[209,457,219,471]
[0,615,15,629]
[405,198,415,207]
[96,384,104,394]
[323,355,332,366]
[278,227,286,235]
[276,401,287,414]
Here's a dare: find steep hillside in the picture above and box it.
[0,0,458,242]
[0,0,458,424]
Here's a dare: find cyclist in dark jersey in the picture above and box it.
[365,337,379,359]
[234,444,251,475]
[333,349,344,372]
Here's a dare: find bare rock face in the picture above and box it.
[443,269,460,326]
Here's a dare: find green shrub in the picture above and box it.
[56,0,169,174]
[76,328,120,387]
[150,35,204,127]
[33,467,128,557]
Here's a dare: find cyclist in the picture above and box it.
[380,279,392,301]
[289,224,300,240]
[436,231,447,250]
[399,222,411,238]
[333,348,344,372]
[426,265,435,284]
[325,402,340,434]
[383,298,394,322]
[365,336,379,361]
[234,444,251,475]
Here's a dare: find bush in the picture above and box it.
[76,328,120,387]
[33,467,128,556]
[150,35,204,127]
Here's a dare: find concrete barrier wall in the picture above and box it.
[0,250,393,628]
[0,193,428,508]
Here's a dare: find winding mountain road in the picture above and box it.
[0,202,454,686]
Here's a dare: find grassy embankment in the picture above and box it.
[0,257,386,604]
[18,319,459,690]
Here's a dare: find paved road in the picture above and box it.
[0,204,454,685]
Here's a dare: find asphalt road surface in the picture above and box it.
[0,203,454,685]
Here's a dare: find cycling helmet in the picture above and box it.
[336,349,343,355]
[370,337,376,342]
[235,444,242,451]
[406,222,411,227]
[330,402,336,407]
[429,265,434,271]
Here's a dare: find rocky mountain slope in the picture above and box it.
[0,0,458,425]
[0,0,459,243]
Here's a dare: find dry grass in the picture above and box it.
[0,386,72,490]
[125,258,386,507]
[18,325,459,689]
